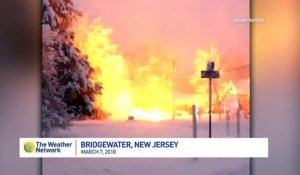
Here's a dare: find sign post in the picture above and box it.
[201,61,220,138]
[237,99,241,137]
[226,111,230,135]
[192,105,198,138]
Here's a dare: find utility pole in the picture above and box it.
[201,61,220,138]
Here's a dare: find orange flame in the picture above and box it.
[72,18,173,121]
[72,18,243,121]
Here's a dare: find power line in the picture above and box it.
[222,64,249,72]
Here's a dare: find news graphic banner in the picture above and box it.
[20,138,268,158]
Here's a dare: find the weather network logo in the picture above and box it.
[23,141,36,153]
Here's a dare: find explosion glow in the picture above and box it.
[73,18,172,121]
[72,18,244,121]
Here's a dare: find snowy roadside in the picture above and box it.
[44,117,250,175]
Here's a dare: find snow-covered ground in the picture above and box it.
[43,114,250,175]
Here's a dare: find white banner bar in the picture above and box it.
[20,138,268,158]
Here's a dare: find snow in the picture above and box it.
[43,115,250,175]
[42,0,57,29]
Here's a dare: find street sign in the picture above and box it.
[201,70,220,78]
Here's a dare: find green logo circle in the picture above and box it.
[24,141,36,153]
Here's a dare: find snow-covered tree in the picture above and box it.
[42,0,101,136]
